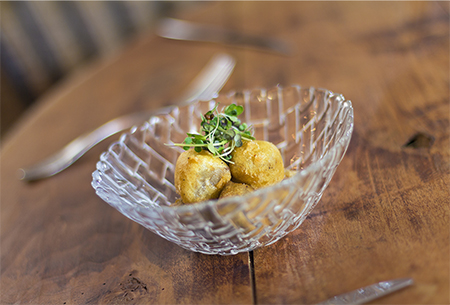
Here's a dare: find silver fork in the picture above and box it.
[19,53,236,181]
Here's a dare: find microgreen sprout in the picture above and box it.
[169,103,254,163]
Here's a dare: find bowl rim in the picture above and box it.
[93,85,354,214]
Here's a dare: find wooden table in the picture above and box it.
[1,2,449,304]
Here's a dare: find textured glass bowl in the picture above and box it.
[92,85,354,255]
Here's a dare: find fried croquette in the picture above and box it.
[219,181,255,199]
[229,140,284,189]
[175,149,231,204]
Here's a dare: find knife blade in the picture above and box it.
[316,278,414,305]
[156,17,292,56]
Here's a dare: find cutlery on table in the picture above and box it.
[156,17,292,56]
[317,278,414,305]
[19,53,236,181]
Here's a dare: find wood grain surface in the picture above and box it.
[1,1,449,304]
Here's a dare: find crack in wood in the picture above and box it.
[249,251,257,305]
[403,132,435,149]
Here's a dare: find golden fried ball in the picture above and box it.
[175,149,231,204]
[219,181,255,199]
[229,140,284,189]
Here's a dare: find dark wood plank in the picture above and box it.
[245,1,450,304]
[0,4,253,304]
[1,158,252,304]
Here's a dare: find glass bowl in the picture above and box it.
[91,85,354,255]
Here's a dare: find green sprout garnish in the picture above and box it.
[170,103,254,163]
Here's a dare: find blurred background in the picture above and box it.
[0,1,205,139]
